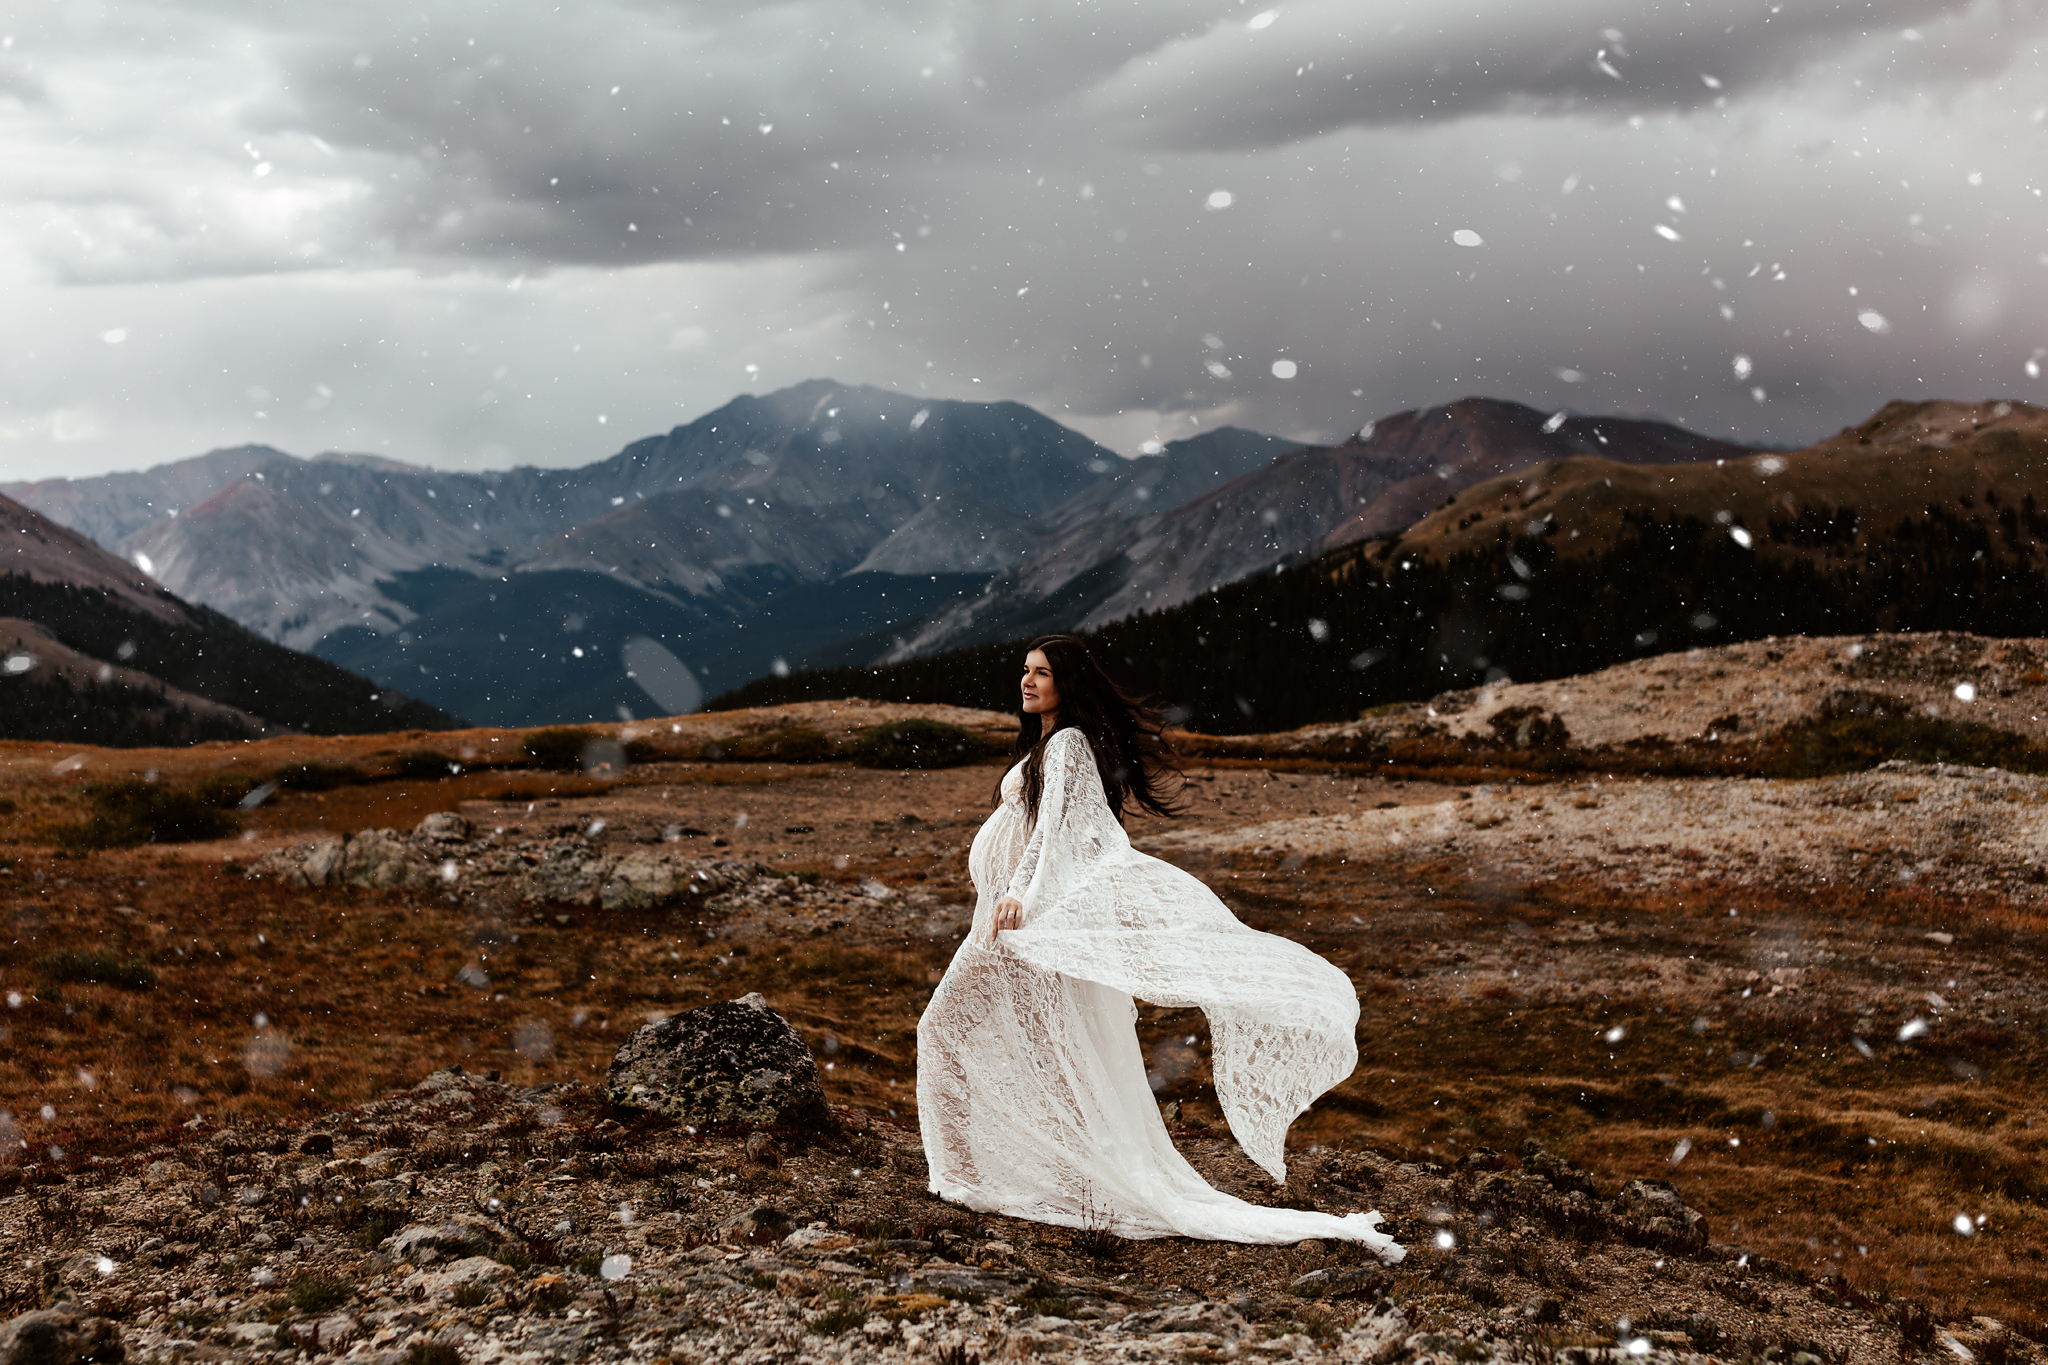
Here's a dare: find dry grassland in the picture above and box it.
[0,740,2041,1339]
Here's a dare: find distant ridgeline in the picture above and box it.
[711,506,2048,734]
[0,574,459,740]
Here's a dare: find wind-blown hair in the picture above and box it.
[1010,634,1185,824]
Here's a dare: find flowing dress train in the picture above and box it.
[914,727,1404,1255]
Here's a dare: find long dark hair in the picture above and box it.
[1007,634,1185,823]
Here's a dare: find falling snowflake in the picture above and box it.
[1205,190,1234,210]
[1731,355,1753,380]
[1452,229,1483,247]
[1858,310,1892,334]
[1246,9,1278,30]
[1270,359,1298,379]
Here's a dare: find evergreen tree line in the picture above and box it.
[712,510,2048,734]
[0,670,260,746]
[0,575,459,737]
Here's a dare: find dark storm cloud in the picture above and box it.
[1103,0,1986,150]
[1,0,2045,481]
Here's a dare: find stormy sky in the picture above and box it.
[1,0,2044,481]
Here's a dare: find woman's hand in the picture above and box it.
[989,896,1024,941]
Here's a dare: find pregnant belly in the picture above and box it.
[968,807,1022,895]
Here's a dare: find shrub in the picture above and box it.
[38,949,156,991]
[53,780,242,852]
[272,761,367,792]
[848,719,989,769]
[391,749,457,780]
[522,727,602,772]
[725,726,835,763]
[190,773,262,808]
[807,1305,867,1336]
[1760,716,2048,778]
[285,1276,352,1314]
[449,1283,491,1308]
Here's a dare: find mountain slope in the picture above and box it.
[0,618,272,744]
[1390,398,2048,570]
[515,381,1116,589]
[0,492,456,738]
[715,397,2048,734]
[1,444,293,549]
[882,398,1757,660]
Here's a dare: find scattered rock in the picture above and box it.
[716,1206,792,1246]
[404,1256,512,1300]
[605,992,833,1130]
[342,829,426,889]
[0,1308,124,1365]
[1289,1265,1390,1301]
[783,1224,856,1252]
[387,1216,508,1264]
[1613,1177,1710,1253]
[414,812,471,842]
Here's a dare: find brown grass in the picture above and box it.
[0,731,2041,1329]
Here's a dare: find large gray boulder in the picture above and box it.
[605,993,833,1130]
[0,1308,124,1365]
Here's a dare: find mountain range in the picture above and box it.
[5,381,1768,729]
[719,398,2048,733]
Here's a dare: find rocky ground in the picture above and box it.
[5,633,2047,1363]
[1213,631,2048,757]
[5,1048,2014,1365]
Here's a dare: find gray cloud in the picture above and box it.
[1,0,2045,483]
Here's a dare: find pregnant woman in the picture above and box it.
[915,635,1404,1255]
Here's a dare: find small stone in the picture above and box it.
[715,1206,792,1246]
[299,1133,335,1156]
[387,1217,507,1265]
[782,1224,856,1252]
[301,836,345,887]
[414,812,471,843]
[744,1132,781,1167]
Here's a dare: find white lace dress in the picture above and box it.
[915,727,1404,1255]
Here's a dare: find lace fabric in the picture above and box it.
[915,727,1404,1255]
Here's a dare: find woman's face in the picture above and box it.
[1021,649,1060,717]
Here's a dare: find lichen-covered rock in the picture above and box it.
[414,812,471,843]
[1613,1177,1710,1253]
[524,843,615,906]
[606,992,833,1130]
[0,1308,124,1365]
[387,1215,509,1264]
[342,829,427,889]
[301,836,345,887]
[602,850,682,910]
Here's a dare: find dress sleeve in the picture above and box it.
[1000,728,1105,916]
